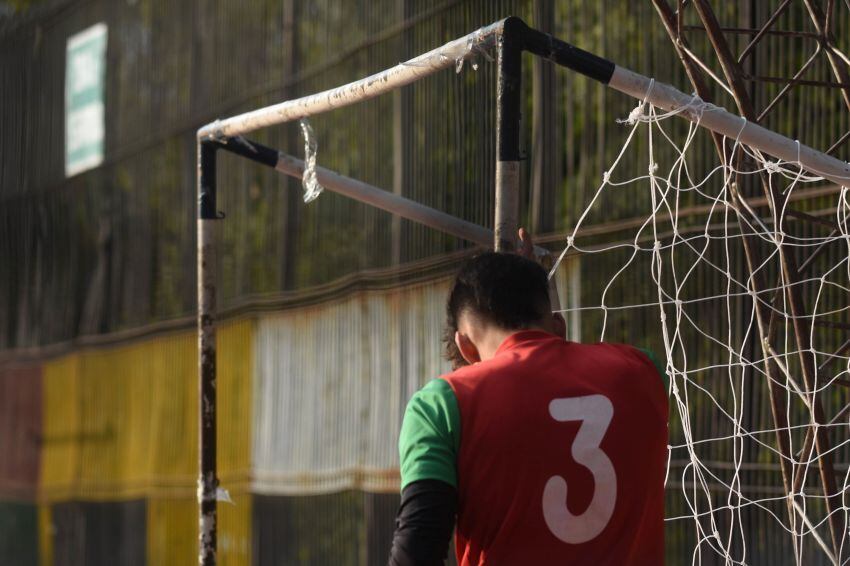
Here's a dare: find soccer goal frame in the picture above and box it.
[194,16,850,565]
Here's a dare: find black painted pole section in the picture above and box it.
[197,140,218,566]
[521,25,615,84]
[494,17,524,252]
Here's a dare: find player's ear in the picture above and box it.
[455,330,480,365]
[552,313,567,340]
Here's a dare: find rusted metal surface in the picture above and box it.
[493,161,520,252]
[801,0,850,112]
[691,0,756,117]
[737,0,794,63]
[757,47,825,121]
[493,17,523,252]
[198,141,219,566]
[650,0,725,157]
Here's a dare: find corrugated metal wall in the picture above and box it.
[0,366,42,500]
[0,366,42,566]
[37,321,252,502]
[29,321,253,565]
[148,493,251,566]
[253,280,450,496]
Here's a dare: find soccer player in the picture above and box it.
[389,248,668,565]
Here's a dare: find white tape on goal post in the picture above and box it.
[198,21,503,141]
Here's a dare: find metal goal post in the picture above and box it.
[194,16,850,566]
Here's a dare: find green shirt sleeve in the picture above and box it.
[398,378,461,490]
[637,347,669,391]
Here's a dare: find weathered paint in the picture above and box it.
[216,320,254,485]
[51,335,196,500]
[38,321,252,503]
[494,161,520,251]
[40,355,82,502]
[0,364,42,500]
[494,18,523,253]
[197,20,505,140]
[252,279,452,495]
[198,214,219,566]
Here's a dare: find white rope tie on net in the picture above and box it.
[617,80,719,128]
[617,78,655,125]
[299,118,325,203]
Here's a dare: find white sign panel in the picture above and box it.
[65,23,107,177]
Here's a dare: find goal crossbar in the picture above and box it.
[197,18,850,186]
[194,16,850,566]
[214,136,493,247]
[215,136,555,262]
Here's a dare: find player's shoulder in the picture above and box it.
[438,349,516,386]
[594,342,668,392]
[438,362,482,390]
[436,358,506,403]
[406,377,458,415]
[583,341,654,362]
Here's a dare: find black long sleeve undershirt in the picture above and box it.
[389,479,457,566]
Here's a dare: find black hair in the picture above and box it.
[445,252,551,349]
[443,324,468,370]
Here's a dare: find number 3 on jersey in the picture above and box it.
[542,394,616,544]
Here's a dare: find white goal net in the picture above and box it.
[549,92,850,565]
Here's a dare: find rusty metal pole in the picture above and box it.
[494,17,523,252]
[197,140,219,566]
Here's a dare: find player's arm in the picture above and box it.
[389,379,461,566]
[389,480,456,566]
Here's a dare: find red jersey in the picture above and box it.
[438,331,667,565]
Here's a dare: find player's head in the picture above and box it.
[445,252,565,366]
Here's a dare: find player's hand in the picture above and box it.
[518,227,535,260]
[517,227,551,268]
[517,227,567,339]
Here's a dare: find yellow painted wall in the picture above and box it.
[147,492,251,566]
[37,504,52,566]
[39,319,254,502]
[40,354,81,501]
[217,320,254,485]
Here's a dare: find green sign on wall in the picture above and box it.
[65,23,107,177]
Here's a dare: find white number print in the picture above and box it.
[542,394,616,544]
